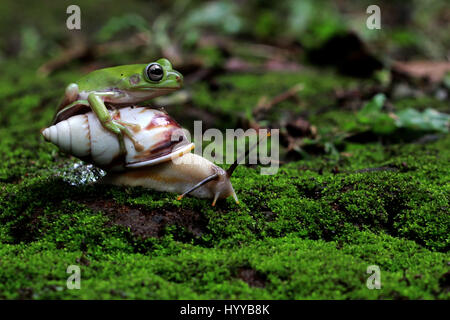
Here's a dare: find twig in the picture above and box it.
[253,83,304,116]
[37,36,89,77]
[37,33,151,77]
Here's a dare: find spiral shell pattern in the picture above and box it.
[42,107,194,171]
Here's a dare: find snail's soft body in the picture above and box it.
[42,106,238,204]
[102,153,238,202]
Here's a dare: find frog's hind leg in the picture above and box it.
[65,83,79,102]
[88,93,144,154]
[56,83,79,110]
[52,99,90,124]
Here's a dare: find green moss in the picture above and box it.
[0,234,448,299]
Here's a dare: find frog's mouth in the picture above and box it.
[126,87,180,98]
[132,82,181,92]
[136,85,180,91]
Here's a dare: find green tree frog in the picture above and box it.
[52,58,183,155]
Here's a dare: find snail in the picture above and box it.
[41,106,249,205]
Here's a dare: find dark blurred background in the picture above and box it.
[0,0,448,72]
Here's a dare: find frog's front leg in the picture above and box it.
[87,93,144,155]
[111,109,142,133]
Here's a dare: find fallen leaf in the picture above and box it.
[392,61,450,83]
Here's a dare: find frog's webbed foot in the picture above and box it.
[105,120,145,155]
[88,93,144,155]
[111,110,144,152]
[113,117,142,133]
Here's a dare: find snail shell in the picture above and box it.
[42,107,194,171]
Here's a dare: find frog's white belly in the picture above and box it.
[78,89,175,104]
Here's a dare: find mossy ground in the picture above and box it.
[0,59,449,299]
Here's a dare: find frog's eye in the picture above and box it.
[145,63,164,82]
